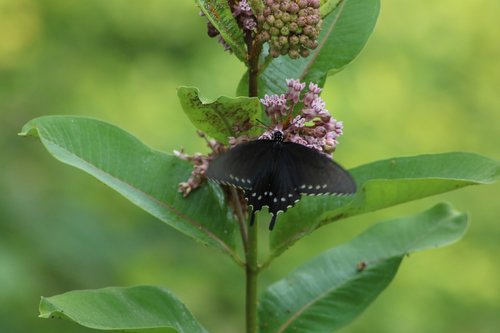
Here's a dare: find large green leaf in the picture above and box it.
[20,116,241,264]
[239,0,380,97]
[197,0,247,62]
[270,152,499,258]
[39,286,207,333]
[259,203,468,333]
[177,86,262,143]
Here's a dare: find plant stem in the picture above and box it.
[248,42,262,98]
[230,187,248,253]
[245,218,259,333]
[245,36,261,333]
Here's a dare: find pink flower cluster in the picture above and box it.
[175,132,225,197]
[259,79,344,154]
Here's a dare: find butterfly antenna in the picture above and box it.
[254,118,271,131]
[269,215,277,231]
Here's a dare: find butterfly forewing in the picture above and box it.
[282,142,356,196]
[206,140,274,190]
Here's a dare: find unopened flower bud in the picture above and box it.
[298,0,309,9]
[289,35,299,45]
[282,12,291,22]
[300,48,310,57]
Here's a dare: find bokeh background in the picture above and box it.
[1,1,499,332]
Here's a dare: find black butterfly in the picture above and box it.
[206,130,356,230]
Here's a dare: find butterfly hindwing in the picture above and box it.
[282,142,356,196]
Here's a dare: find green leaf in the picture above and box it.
[177,86,262,143]
[270,152,499,258]
[39,286,208,333]
[197,0,247,62]
[20,116,241,264]
[320,0,342,17]
[240,0,380,97]
[259,203,468,333]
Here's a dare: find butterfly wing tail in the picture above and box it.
[249,209,256,227]
[269,214,277,230]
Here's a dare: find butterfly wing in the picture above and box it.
[205,140,274,190]
[206,139,355,231]
[206,140,276,227]
[282,142,356,196]
[265,153,302,230]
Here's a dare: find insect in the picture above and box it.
[206,130,356,230]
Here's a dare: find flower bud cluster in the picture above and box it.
[200,0,257,52]
[260,79,344,154]
[256,0,322,59]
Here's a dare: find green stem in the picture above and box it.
[245,218,259,333]
[244,34,261,333]
[230,187,248,253]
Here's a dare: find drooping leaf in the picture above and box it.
[39,286,208,333]
[20,116,241,264]
[177,86,262,143]
[197,0,247,62]
[270,152,499,258]
[259,203,468,333]
[238,0,380,97]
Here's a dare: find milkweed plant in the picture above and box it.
[20,1,499,333]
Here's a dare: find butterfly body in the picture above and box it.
[206,131,356,230]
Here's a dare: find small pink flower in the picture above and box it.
[288,134,309,146]
[258,131,273,140]
[314,126,327,137]
[290,115,306,130]
[286,79,306,103]
[311,98,326,113]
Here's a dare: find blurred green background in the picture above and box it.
[1,1,499,332]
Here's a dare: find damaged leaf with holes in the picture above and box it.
[177,86,263,144]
